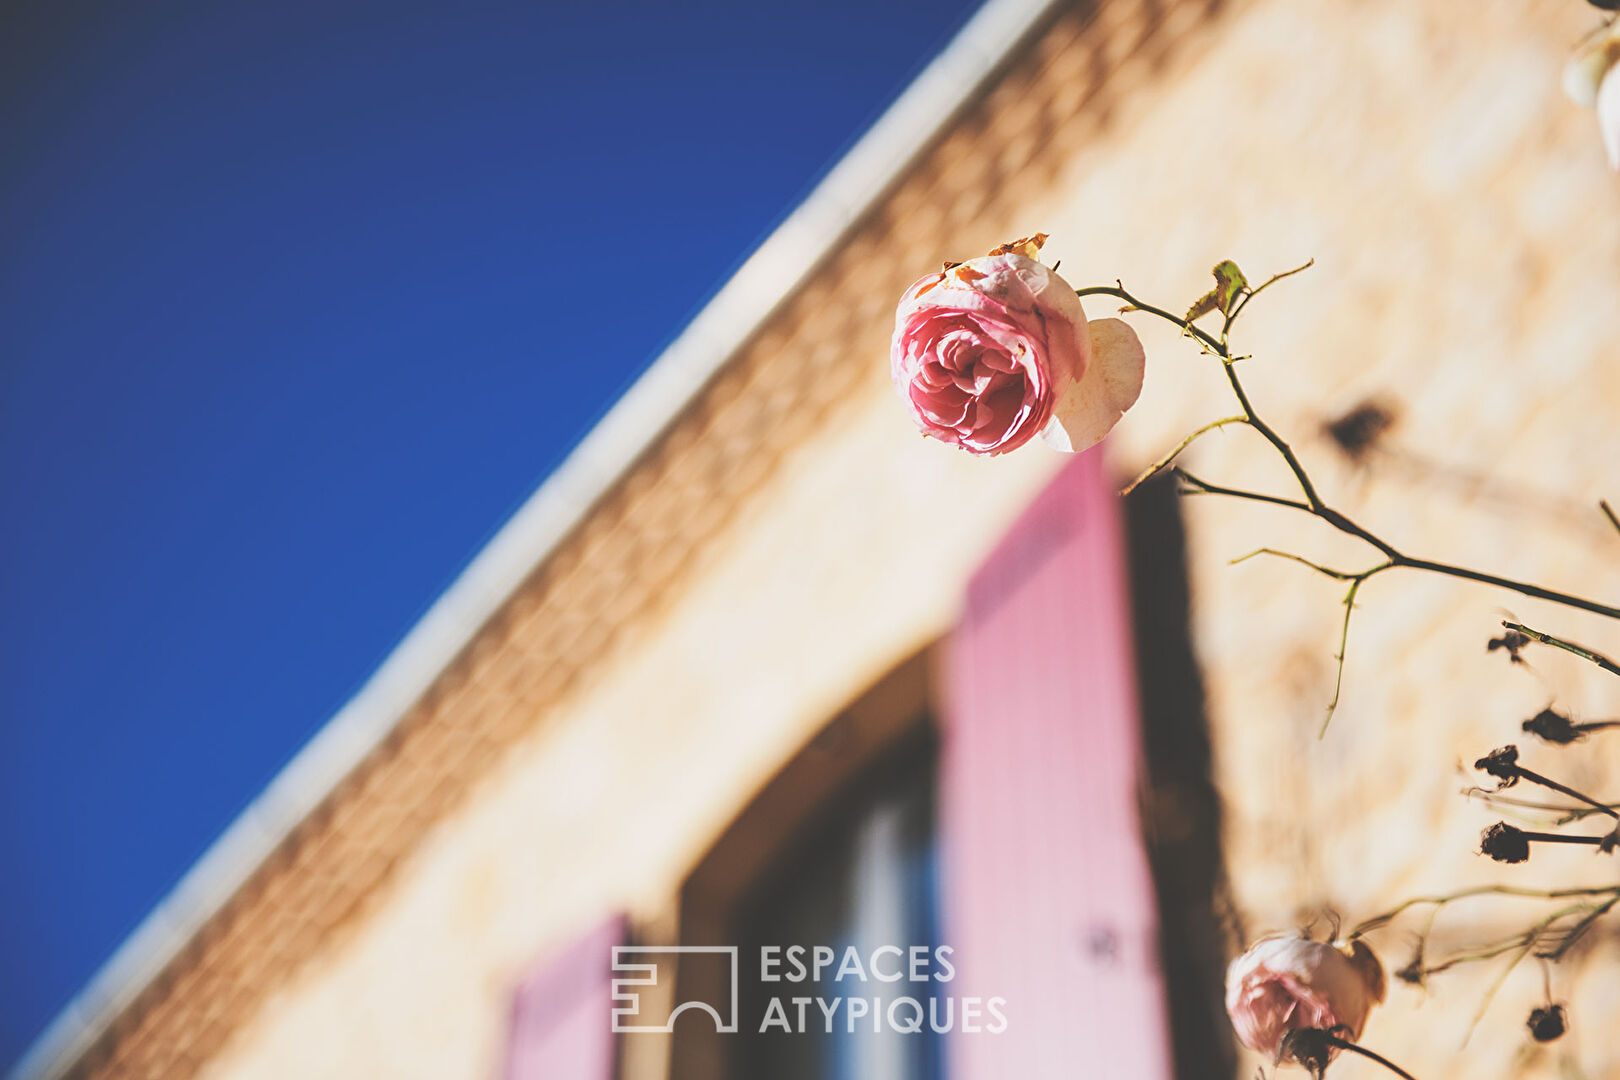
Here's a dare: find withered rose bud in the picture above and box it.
[1528,1004,1567,1042]
[1278,1028,1334,1076]
[1523,708,1582,745]
[1481,822,1531,863]
[1474,745,1521,786]
[1226,936,1384,1061]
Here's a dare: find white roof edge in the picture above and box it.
[10,1,1064,1075]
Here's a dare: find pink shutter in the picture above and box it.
[940,450,1173,1078]
[504,916,623,1080]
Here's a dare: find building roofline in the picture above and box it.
[10,1,1065,1075]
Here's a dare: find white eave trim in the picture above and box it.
[10,0,1065,1075]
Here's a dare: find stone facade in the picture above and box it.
[67,0,1620,1077]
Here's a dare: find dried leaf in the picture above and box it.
[1185,259,1249,321]
[987,233,1048,260]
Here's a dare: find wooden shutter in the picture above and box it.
[504,916,623,1080]
[940,450,1173,1078]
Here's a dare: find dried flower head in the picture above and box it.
[1277,1028,1335,1077]
[1480,822,1531,864]
[1527,1004,1567,1042]
[1522,708,1582,746]
[1474,745,1521,787]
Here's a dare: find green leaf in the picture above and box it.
[1211,259,1248,313]
[1184,259,1249,322]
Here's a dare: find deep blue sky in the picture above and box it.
[0,0,983,1066]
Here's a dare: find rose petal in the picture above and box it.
[1039,317,1146,453]
[1566,24,1620,108]
[1600,64,1620,170]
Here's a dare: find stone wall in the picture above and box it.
[87,0,1620,1077]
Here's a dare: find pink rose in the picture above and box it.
[890,236,1145,456]
[1225,935,1385,1061]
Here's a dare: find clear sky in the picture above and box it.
[0,0,984,1066]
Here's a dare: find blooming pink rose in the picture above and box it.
[890,236,1145,456]
[1225,935,1385,1061]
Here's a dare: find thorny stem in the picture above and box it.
[1471,790,1620,824]
[1228,548,1393,584]
[1399,899,1606,1040]
[1228,550,1399,735]
[1324,1036,1421,1080]
[1225,258,1315,331]
[1176,464,1620,618]
[1121,414,1248,496]
[1325,577,1371,737]
[1075,283,1225,353]
[1505,621,1620,679]
[1347,884,1620,940]
[1074,276,1620,730]
[1513,830,1608,846]
[1509,768,1620,821]
[1541,892,1620,961]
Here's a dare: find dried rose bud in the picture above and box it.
[1278,1028,1334,1075]
[1523,708,1582,745]
[1528,1004,1567,1042]
[1225,936,1385,1061]
[1474,745,1521,786]
[1481,822,1531,863]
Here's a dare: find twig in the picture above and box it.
[1504,621,1620,679]
[1089,274,1620,730]
[1225,258,1316,329]
[1228,548,1390,583]
[1540,893,1620,961]
[1091,280,1620,617]
[1469,790,1620,825]
[1603,499,1620,540]
[1347,883,1620,940]
[1121,415,1248,496]
[1476,745,1620,821]
[1323,1035,1420,1080]
[1225,549,1396,731]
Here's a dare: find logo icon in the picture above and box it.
[610,946,739,1033]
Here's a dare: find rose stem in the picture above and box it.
[1510,767,1620,821]
[1324,1036,1422,1080]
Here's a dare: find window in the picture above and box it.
[671,650,937,1080]
[733,733,942,1080]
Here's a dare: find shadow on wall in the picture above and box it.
[1126,475,1240,1080]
